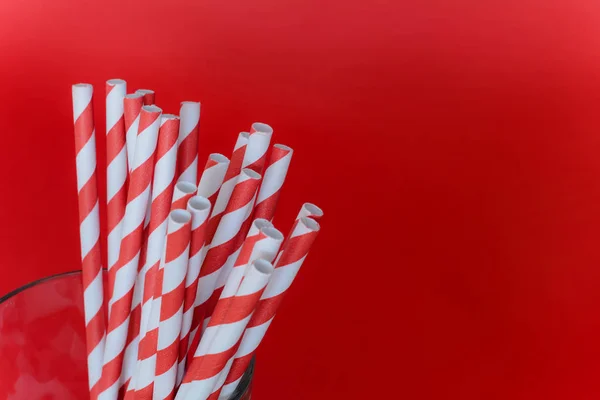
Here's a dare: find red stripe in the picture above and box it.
[125,303,141,351]
[267,145,290,165]
[127,155,155,200]
[182,343,239,382]
[155,339,180,375]
[123,96,143,132]
[81,241,102,289]
[207,389,221,400]
[190,219,208,257]
[176,126,199,177]
[135,382,154,399]
[85,309,105,353]
[156,119,179,159]
[119,378,130,400]
[234,232,263,267]
[204,285,223,320]
[224,352,253,384]
[253,191,279,221]
[137,109,161,136]
[106,183,127,233]
[224,178,260,214]
[171,192,194,211]
[106,290,134,333]
[244,154,267,175]
[209,291,263,326]
[205,157,218,169]
[165,224,191,263]
[142,92,155,105]
[106,225,143,299]
[224,145,246,182]
[246,293,282,327]
[78,179,98,224]
[97,346,126,394]
[138,327,159,359]
[74,102,94,153]
[142,261,159,304]
[278,230,320,266]
[160,280,186,320]
[147,188,175,234]
[186,307,205,368]
[205,212,223,245]
[106,116,126,165]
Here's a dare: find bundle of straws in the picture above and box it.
[71,80,323,400]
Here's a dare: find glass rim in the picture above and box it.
[0,269,255,398]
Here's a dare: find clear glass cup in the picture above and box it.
[0,271,253,399]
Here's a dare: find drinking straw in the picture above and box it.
[72,83,106,391]
[197,153,230,207]
[253,144,293,221]
[97,105,162,400]
[154,210,192,400]
[171,181,197,210]
[219,217,320,399]
[176,101,201,184]
[123,93,144,175]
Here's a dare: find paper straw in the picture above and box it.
[219,217,320,398]
[197,153,230,207]
[242,130,271,174]
[72,83,106,391]
[253,144,293,221]
[123,93,144,175]
[154,210,192,400]
[194,168,261,331]
[121,114,180,396]
[249,122,273,135]
[136,89,155,105]
[176,101,201,184]
[177,259,275,400]
[177,196,212,383]
[106,79,128,287]
[97,105,162,400]
[171,180,197,211]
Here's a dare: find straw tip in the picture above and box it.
[107,78,126,85]
[303,203,324,218]
[188,196,211,212]
[253,259,275,275]
[209,153,229,164]
[171,209,192,224]
[300,216,321,232]
[142,104,162,113]
[251,122,273,135]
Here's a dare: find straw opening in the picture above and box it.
[176,181,197,194]
[107,79,126,85]
[188,196,210,211]
[73,83,92,88]
[210,153,229,164]
[253,259,275,275]
[251,122,273,135]
[142,105,161,113]
[274,144,293,152]
[181,100,201,106]
[262,226,284,241]
[171,209,191,224]
[136,89,154,94]
[242,168,261,180]
[125,93,144,99]
[162,113,179,120]
[240,132,250,139]
[304,203,324,218]
[300,216,320,232]
[254,219,273,231]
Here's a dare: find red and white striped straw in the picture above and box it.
[72,83,106,391]
[105,79,128,302]
[194,221,283,368]
[177,259,275,400]
[171,180,197,210]
[219,217,321,398]
[242,130,271,174]
[176,101,201,184]
[253,144,293,221]
[121,114,180,395]
[97,105,162,400]
[136,89,155,105]
[177,196,212,383]
[193,168,261,336]
[197,153,230,207]
[123,93,144,175]
[154,210,192,400]
[249,122,273,135]
[297,202,324,221]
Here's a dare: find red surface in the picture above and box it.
[2,0,600,398]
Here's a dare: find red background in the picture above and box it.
[2,0,600,398]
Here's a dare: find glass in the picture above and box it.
[0,271,253,399]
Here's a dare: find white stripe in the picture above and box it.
[152,145,178,200]
[75,133,97,192]
[162,249,189,293]
[103,315,130,364]
[261,256,305,299]
[135,353,157,389]
[235,318,273,358]
[72,84,92,122]
[178,157,198,184]
[121,187,151,236]
[197,158,229,199]
[157,307,184,350]
[97,380,119,400]
[211,177,236,216]
[106,81,126,131]
[242,132,270,168]
[120,333,139,384]
[87,333,105,387]
[83,268,104,325]
[79,201,100,257]
[215,247,241,289]
[126,114,140,173]
[111,255,139,305]
[133,118,160,169]
[154,363,178,399]
[210,356,235,397]
[106,146,127,200]
[207,316,251,354]
[107,220,123,269]
[219,376,242,399]
[196,268,220,305]
[211,203,252,246]
[256,152,292,203]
